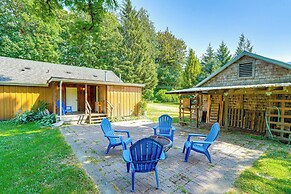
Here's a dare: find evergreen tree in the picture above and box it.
[198,43,216,82]
[214,41,232,72]
[156,28,187,90]
[119,0,158,99]
[235,33,253,55]
[183,49,201,88]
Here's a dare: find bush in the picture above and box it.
[140,101,148,115]
[155,89,179,103]
[14,110,36,124]
[13,100,56,126]
[37,114,56,126]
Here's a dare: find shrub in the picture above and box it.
[37,114,56,126]
[14,110,36,124]
[155,89,179,103]
[13,100,56,126]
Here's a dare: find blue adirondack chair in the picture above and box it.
[153,114,176,142]
[100,118,132,154]
[123,138,165,192]
[183,122,220,163]
[56,100,73,115]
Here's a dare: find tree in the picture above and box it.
[156,28,187,90]
[183,49,201,88]
[198,43,216,82]
[0,0,62,63]
[119,0,158,99]
[235,33,253,56]
[214,41,232,72]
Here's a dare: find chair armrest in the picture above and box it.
[171,127,176,132]
[114,130,131,138]
[191,140,214,145]
[106,135,123,142]
[187,133,207,141]
[160,151,166,160]
[123,150,132,163]
[153,125,159,135]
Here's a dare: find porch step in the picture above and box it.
[87,113,107,124]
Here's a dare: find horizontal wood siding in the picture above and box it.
[107,86,142,117]
[0,85,53,120]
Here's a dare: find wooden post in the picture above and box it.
[59,81,63,120]
[53,83,56,114]
[85,84,88,116]
[224,92,229,130]
[218,95,223,125]
[179,95,182,122]
[206,95,211,123]
[196,95,199,128]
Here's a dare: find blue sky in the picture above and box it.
[127,0,291,62]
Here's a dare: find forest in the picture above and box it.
[0,0,253,100]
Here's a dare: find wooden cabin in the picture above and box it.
[0,57,143,123]
[168,51,291,143]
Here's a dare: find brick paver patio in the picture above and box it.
[61,119,269,194]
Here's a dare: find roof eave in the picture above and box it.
[48,77,145,87]
[0,82,49,87]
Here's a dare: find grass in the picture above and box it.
[233,142,291,193]
[146,102,180,123]
[0,121,99,193]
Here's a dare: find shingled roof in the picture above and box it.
[0,57,143,87]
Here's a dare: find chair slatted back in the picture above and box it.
[101,118,117,144]
[130,138,163,173]
[204,122,220,149]
[158,114,172,134]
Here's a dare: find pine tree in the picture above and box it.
[183,49,201,88]
[235,33,253,56]
[214,41,232,72]
[156,28,187,90]
[119,0,158,99]
[198,43,216,82]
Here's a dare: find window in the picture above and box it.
[239,63,254,78]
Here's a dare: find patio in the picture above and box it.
[61,120,269,194]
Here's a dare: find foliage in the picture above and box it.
[0,0,62,62]
[198,43,217,82]
[14,110,37,124]
[119,0,158,99]
[139,100,148,115]
[155,89,179,103]
[0,122,98,193]
[234,143,291,193]
[156,28,187,91]
[36,114,57,126]
[183,49,201,88]
[13,100,56,126]
[235,33,253,56]
[214,41,232,72]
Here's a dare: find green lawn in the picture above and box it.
[0,122,99,193]
[146,102,179,123]
[233,142,291,193]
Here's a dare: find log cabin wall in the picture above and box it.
[0,85,53,120]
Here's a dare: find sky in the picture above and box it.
[126,0,291,62]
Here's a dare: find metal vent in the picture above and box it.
[239,63,253,77]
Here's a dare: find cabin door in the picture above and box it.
[66,87,78,111]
